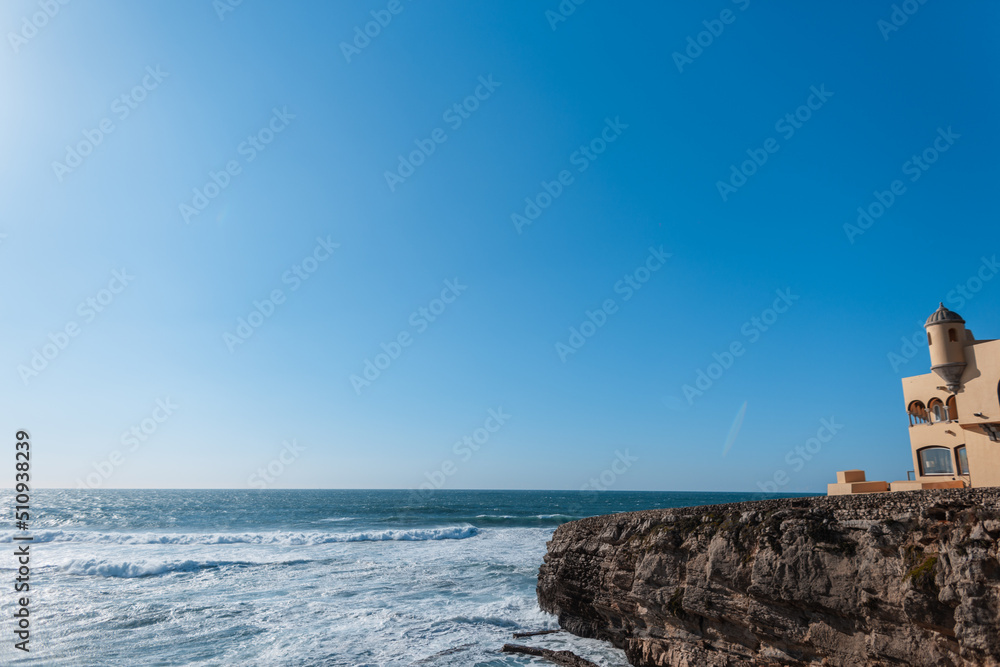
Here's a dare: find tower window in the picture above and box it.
[948,328,958,342]
[956,446,969,476]
[927,333,933,345]
[918,447,955,476]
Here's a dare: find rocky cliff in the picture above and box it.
[537,489,1000,666]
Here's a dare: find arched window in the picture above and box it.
[908,400,928,426]
[927,332,933,345]
[946,395,958,421]
[918,447,955,476]
[928,398,945,423]
[948,328,958,342]
[956,446,970,476]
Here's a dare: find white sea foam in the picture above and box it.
[0,525,479,546]
[59,558,230,578]
[0,490,638,666]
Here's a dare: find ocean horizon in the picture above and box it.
[0,489,818,666]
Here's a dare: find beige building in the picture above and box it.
[829,303,1000,495]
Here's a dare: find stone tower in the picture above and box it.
[925,303,968,393]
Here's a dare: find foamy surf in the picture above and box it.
[59,558,236,578]
[0,525,480,545]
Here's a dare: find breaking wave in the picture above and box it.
[0,525,480,546]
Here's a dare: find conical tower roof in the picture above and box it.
[925,302,965,327]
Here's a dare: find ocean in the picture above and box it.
[0,489,813,666]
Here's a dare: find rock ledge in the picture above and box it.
[537,489,1000,666]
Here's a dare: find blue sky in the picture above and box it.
[2,1,998,492]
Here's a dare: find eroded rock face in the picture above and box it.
[537,489,1000,666]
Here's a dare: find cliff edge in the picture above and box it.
[537,489,1000,666]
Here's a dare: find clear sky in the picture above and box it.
[2,1,998,492]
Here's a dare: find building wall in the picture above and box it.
[955,340,1000,487]
[902,338,1000,488]
[955,340,1000,420]
[965,429,1000,488]
[902,372,968,484]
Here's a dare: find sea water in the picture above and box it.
[0,489,811,665]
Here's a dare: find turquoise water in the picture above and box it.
[0,489,815,665]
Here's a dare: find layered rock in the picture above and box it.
[537,489,1000,666]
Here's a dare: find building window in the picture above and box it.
[918,447,955,476]
[956,446,969,476]
[948,328,958,342]
[927,332,933,345]
[908,400,928,425]
[946,395,958,421]
[928,398,945,423]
